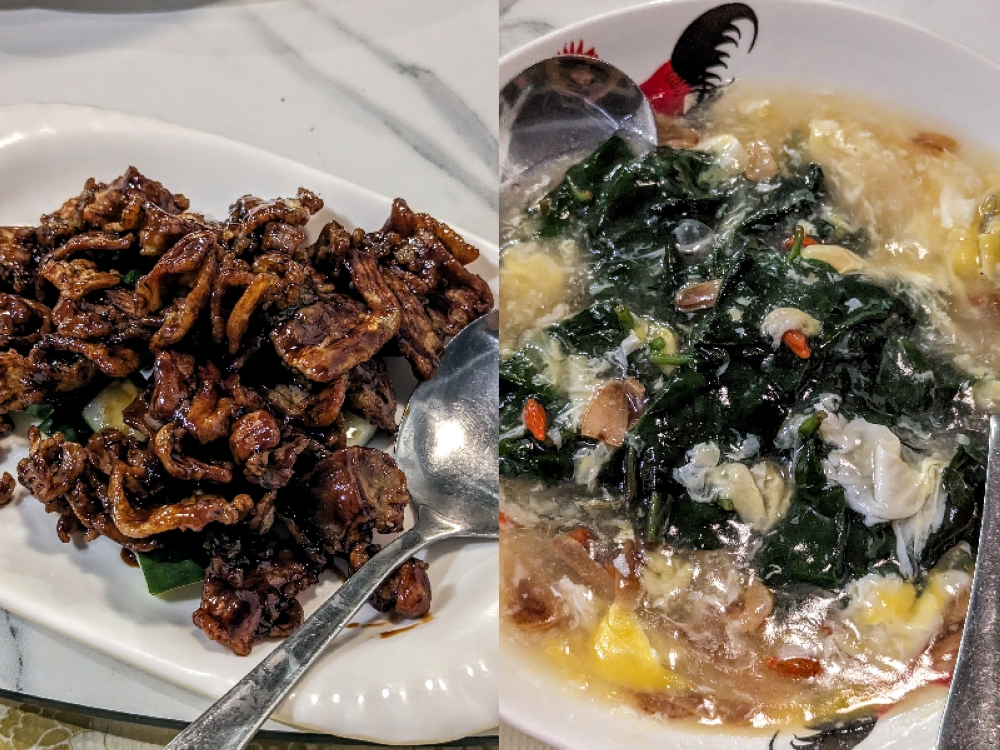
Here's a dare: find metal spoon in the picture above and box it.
[500,55,657,190]
[164,310,499,750]
[937,412,1000,749]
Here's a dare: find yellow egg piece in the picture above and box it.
[500,246,568,351]
[950,230,982,278]
[854,577,918,626]
[589,603,685,692]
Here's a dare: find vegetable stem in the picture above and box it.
[646,491,666,540]
[615,304,635,330]
[649,353,693,366]
[787,224,805,261]
[798,410,828,438]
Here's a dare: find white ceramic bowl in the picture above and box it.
[499,2,1000,748]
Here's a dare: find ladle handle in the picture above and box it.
[164,507,462,750]
[937,413,1000,749]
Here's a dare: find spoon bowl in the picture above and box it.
[165,311,499,750]
[936,412,1000,749]
[500,55,657,189]
[395,309,499,537]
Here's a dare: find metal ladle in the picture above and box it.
[165,310,499,750]
[500,55,657,190]
[937,421,1000,749]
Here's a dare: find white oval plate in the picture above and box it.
[0,102,498,745]
[500,1,1000,748]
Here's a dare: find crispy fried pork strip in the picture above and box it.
[5,169,491,654]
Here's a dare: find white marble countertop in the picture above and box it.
[499,0,1000,748]
[0,0,496,734]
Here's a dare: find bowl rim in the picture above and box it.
[500,0,1000,79]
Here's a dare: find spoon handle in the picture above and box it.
[937,413,1000,750]
[164,507,462,750]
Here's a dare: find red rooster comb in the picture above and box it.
[641,3,759,117]
[559,40,598,58]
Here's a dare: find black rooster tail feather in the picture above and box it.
[671,3,759,101]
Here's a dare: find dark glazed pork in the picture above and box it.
[5,169,489,654]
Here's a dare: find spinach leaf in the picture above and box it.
[499,352,578,481]
[873,335,938,413]
[663,494,739,551]
[871,334,964,417]
[582,149,732,322]
[844,511,898,580]
[813,214,870,254]
[586,147,725,239]
[136,550,205,595]
[757,502,847,588]
[923,446,985,567]
[499,430,582,481]
[713,163,823,253]
[627,357,784,549]
[499,330,615,482]
[756,431,848,588]
[586,224,687,322]
[547,301,625,355]
[536,135,635,237]
[499,348,560,400]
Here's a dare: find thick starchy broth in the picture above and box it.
[701,88,1000,372]
[499,86,998,730]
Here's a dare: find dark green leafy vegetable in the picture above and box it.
[122,268,142,287]
[499,343,599,482]
[535,136,635,238]
[757,428,848,588]
[23,404,57,435]
[24,404,53,420]
[663,494,740,551]
[547,301,625,354]
[871,334,963,415]
[502,136,985,590]
[713,163,823,255]
[844,511,897,581]
[51,424,77,442]
[537,138,737,325]
[136,550,205,595]
[813,214,870,255]
[19,392,99,442]
[922,446,985,568]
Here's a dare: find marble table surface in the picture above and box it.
[0,0,496,737]
[499,0,1000,748]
